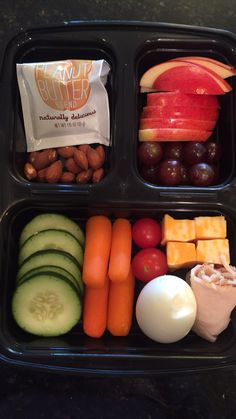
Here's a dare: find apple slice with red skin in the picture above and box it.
[140,87,157,93]
[140,61,192,90]
[141,105,219,121]
[170,56,236,79]
[140,60,232,93]
[182,56,233,70]
[152,63,232,94]
[139,128,212,142]
[147,92,220,108]
[140,118,217,131]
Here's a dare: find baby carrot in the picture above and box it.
[83,275,110,338]
[107,267,135,336]
[82,215,112,288]
[108,218,132,282]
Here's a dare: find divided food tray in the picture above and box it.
[1,21,236,375]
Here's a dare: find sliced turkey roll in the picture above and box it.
[188,256,236,342]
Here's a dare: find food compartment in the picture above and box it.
[1,200,236,374]
[10,40,116,188]
[135,38,236,188]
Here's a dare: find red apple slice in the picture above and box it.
[147,92,220,108]
[141,105,219,121]
[181,56,233,70]
[139,128,212,142]
[140,87,157,93]
[170,56,236,79]
[140,61,196,90]
[140,118,217,131]
[152,63,232,94]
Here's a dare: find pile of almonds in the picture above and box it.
[24,144,105,184]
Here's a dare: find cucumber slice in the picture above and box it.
[19,214,85,247]
[12,272,82,336]
[18,230,83,267]
[18,266,81,296]
[17,250,84,294]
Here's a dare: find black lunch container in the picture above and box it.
[1,21,236,375]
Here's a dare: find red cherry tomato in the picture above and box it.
[132,218,162,248]
[132,248,168,283]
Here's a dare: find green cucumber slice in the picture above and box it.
[18,265,81,296]
[18,230,83,267]
[19,214,84,247]
[17,250,84,294]
[12,272,82,337]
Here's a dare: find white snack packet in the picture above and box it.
[16,59,111,152]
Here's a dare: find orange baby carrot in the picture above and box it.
[108,218,132,282]
[107,267,135,336]
[83,275,110,338]
[82,215,112,288]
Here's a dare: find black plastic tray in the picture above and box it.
[1,21,236,375]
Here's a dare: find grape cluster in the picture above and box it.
[138,141,221,186]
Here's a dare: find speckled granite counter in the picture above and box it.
[1,0,236,60]
[1,363,235,419]
[1,1,236,418]
[1,0,236,33]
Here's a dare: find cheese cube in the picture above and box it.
[167,242,197,270]
[194,216,226,240]
[161,214,196,245]
[196,239,230,264]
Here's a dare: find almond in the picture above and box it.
[61,172,75,183]
[76,169,93,184]
[37,168,47,182]
[74,149,88,170]
[95,145,105,165]
[24,163,37,181]
[78,144,90,154]
[45,160,63,183]
[65,158,82,174]
[87,147,103,170]
[29,149,57,170]
[28,152,38,166]
[57,146,76,158]
[92,168,104,183]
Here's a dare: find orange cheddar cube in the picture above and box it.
[161,214,196,245]
[196,239,230,264]
[167,242,197,271]
[194,216,226,240]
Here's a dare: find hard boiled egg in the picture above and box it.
[135,275,197,343]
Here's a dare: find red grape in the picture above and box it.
[158,159,182,186]
[179,163,189,184]
[138,142,163,167]
[139,165,159,183]
[212,165,220,184]
[163,142,184,161]
[183,142,207,165]
[188,163,215,186]
[205,142,222,165]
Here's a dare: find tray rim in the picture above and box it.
[2,19,236,78]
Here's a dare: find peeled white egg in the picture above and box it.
[135,275,197,343]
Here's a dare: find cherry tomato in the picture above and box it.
[132,248,168,283]
[132,218,162,248]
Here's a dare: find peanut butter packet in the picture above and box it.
[17,59,111,151]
